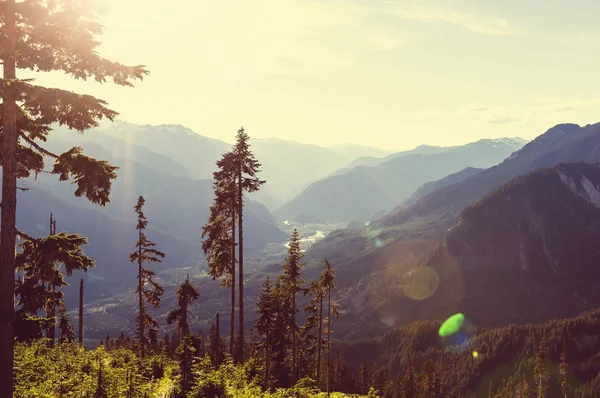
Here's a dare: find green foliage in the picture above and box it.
[0,0,148,394]
[57,302,75,343]
[167,275,200,339]
[14,230,94,342]
[14,342,176,397]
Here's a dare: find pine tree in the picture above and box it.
[271,275,292,388]
[130,196,165,358]
[177,335,197,394]
[14,232,95,341]
[402,356,417,398]
[534,341,550,398]
[0,2,147,391]
[94,357,109,398]
[202,150,237,356]
[117,331,126,349]
[281,229,306,384]
[208,316,226,369]
[167,275,200,339]
[45,213,57,345]
[105,333,112,351]
[419,360,436,397]
[254,276,275,389]
[57,301,75,343]
[232,127,265,362]
[323,260,340,395]
[301,279,321,382]
[559,343,568,398]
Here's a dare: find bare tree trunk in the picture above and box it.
[78,279,84,344]
[0,1,17,394]
[327,286,331,397]
[237,170,245,363]
[47,214,56,345]
[292,286,297,385]
[215,312,220,370]
[317,290,323,387]
[138,226,144,358]
[230,206,236,357]
[265,326,270,390]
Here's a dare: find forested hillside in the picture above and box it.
[3,0,600,397]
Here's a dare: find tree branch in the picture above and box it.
[19,131,58,159]
[16,228,38,242]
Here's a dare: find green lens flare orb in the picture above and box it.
[438,313,465,337]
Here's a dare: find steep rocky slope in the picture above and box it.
[369,163,600,329]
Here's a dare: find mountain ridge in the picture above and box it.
[277,137,527,223]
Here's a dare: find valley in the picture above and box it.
[8,2,600,396]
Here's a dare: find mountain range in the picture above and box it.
[305,122,600,339]
[56,120,387,210]
[374,162,600,329]
[31,118,600,345]
[276,138,527,223]
[16,120,394,309]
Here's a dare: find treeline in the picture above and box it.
[334,308,600,397]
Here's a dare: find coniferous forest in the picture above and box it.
[3,1,600,397]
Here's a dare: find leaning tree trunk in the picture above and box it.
[0,2,18,394]
[79,278,84,344]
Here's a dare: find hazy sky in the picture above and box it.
[24,0,600,151]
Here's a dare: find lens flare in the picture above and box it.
[403,266,440,301]
[439,313,465,337]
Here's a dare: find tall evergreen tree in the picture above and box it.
[45,213,57,344]
[271,275,292,388]
[167,275,200,339]
[0,2,147,391]
[176,335,197,394]
[232,127,265,362]
[534,341,550,398]
[254,276,275,389]
[301,279,321,382]
[323,260,340,395]
[202,150,237,356]
[130,196,165,358]
[281,229,306,384]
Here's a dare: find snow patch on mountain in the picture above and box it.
[581,176,600,208]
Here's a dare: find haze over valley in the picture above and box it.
[6,1,600,396]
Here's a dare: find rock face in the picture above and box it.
[392,163,600,328]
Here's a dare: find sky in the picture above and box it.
[23,0,600,151]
